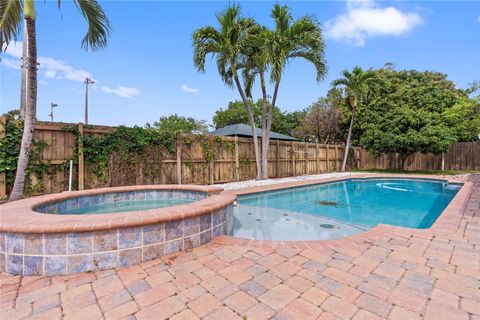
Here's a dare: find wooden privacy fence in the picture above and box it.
[356,141,480,171]
[0,118,346,197]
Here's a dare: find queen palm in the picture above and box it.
[332,66,375,172]
[243,4,327,179]
[193,5,263,179]
[1,0,111,200]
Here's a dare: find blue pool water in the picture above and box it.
[231,179,461,241]
[60,198,194,214]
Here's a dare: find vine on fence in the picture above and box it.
[1,115,237,194]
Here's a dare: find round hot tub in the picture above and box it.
[0,185,235,276]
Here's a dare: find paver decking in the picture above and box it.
[1,174,479,319]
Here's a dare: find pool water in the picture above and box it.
[231,179,461,241]
[61,198,194,214]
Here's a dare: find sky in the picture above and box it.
[1,0,479,127]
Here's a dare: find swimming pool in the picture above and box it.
[231,178,462,241]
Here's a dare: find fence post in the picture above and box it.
[0,116,6,198]
[334,145,339,171]
[234,136,240,181]
[78,123,84,190]
[291,141,296,176]
[305,142,309,175]
[276,140,280,178]
[209,158,215,185]
[176,141,182,184]
[316,144,320,174]
[326,145,330,172]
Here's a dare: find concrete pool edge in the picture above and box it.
[216,174,473,249]
[0,185,236,275]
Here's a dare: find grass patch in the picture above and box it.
[352,169,478,176]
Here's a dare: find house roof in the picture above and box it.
[209,123,299,141]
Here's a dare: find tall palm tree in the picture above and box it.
[244,4,327,179]
[1,0,111,201]
[193,4,263,179]
[332,66,375,172]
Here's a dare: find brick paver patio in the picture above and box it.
[1,175,479,320]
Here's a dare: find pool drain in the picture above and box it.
[319,224,335,229]
[318,201,338,206]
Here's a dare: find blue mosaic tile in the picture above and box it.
[146,190,156,199]
[45,234,66,255]
[119,248,142,267]
[57,201,68,213]
[93,252,117,270]
[114,193,125,202]
[134,190,146,200]
[0,253,5,272]
[6,255,23,275]
[199,214,211,232]
[79,196,90,207]
[90,195,101,205]
[200,231,212,245]
[125,191,135,201]
[6,233,23,254]
[143,244,164,261]
[24,256,43,275]
[185,234,200,250]
[101,193,114,204]
[66,198,79,210]
[45,256,67,275]
[212,225,222,238]
[143,224,164,245]
[68,255,93,273]
[93,230,117,252]
[0,233,5,252]
[68,232,92,254]
[24,234,43,255]
[183,217,199,236]
[212,212,222,227]
[164,239,183,255]
[119,227,142,249]
[165,221,183,241]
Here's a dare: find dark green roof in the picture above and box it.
[209,123,299,141]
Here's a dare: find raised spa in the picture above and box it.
[0,185,235,276]
[35,189,207,214]
[231,178,462,241]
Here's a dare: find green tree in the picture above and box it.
[356,69,465,168]
[332,66,375,172]
[443,97,480,142]
[1,0,111,200]
[151,114,208,135]
[212,100,305,137]
[193,5,263,179]
[242,4,327,178]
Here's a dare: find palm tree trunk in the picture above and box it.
[231,67,262,180]
[9,16,37,201]
[260,72,269,179]
[341,107,356,172]
[19,21,27,120]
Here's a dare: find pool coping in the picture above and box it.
[215,174,473,249]
[0,185,236,234]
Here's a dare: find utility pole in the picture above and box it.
[84,77,95,124]
[49,103,58,122]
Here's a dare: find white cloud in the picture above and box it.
[101,86,140,99]
[181,84,200,93]
[325,0,422,47]
[1,58,21,70]
[2,41,96,82]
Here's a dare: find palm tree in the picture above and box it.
[1,0,111,201]
[332,66,375,172]
[193,4,263,179]
[244,4,327,179]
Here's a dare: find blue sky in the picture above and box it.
[1,0,479,127]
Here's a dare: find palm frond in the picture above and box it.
[72,0,111,51]
[0,0,23,52]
